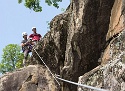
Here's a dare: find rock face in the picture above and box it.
[0,65,59,91]
[102,0,125,65]
[1,0,125,91]
[106,0,124,41]
[78,30,125,91]
[32,0,115,91]
[78,0,125,91]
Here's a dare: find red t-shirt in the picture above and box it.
[29,33,41,41]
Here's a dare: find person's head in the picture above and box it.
[22,32,28,39]
[32,27,37,33]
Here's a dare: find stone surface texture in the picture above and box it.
[78,0,125,91]
[0,65,59,91]
[1,0,125,91]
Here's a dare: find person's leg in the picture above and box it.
[23,50,29,67]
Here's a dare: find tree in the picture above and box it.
[0,44,23,74]
[18,0,62,12]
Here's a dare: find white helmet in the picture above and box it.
[22,32,27,37]
[32,27,36,30]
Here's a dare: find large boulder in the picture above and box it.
[0,65,59,91]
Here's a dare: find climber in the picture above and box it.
[21,32,34,67]
[29,27,42,45]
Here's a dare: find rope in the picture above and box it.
[33,48,60,86]
[33,48,109,91]
[55,75,108,91]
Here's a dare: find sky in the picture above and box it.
[0,0,70,61]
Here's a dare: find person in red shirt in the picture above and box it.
[29,27,42,45]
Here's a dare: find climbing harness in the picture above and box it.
[33,48,109,91]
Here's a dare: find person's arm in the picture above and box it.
[21,43,25,47]
[28,39,35,45]
[29,34,33,38]
[21,40,29,47]
[31,42,35,45]
[39,34,42,38]
[21,42,28,47]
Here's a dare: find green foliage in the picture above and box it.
[0,44,23,74]
[46,21,50,29]
[18,0,62,12]
[18,0,42,12]
[15,53,23,69]
[61,8,65,12]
